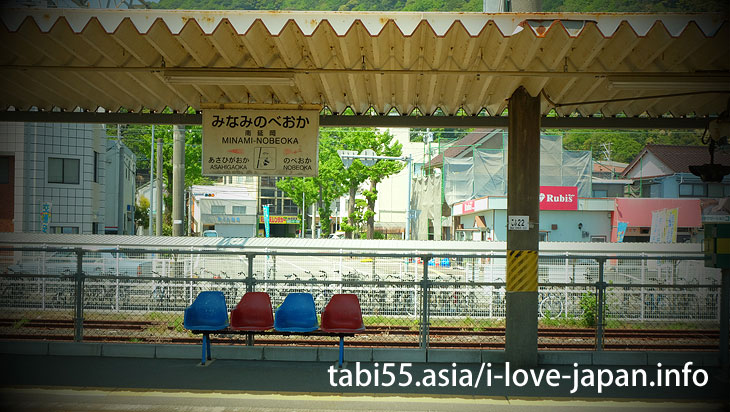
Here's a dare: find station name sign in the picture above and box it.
[202,107,319,177]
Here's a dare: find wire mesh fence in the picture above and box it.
[0,246,725,351]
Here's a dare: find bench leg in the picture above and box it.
[206,333,212,361]
[201,333,208,365]
[338,335,344,368]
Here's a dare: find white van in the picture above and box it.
[328,231,346,239]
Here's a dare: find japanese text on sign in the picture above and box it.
[202,108,319,177]
[209,114,310,129]
[40,202,51,233]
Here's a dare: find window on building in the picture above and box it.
[679,184,691,196]
[93,152,99,183]
[261,194,279,213]
[260,176,277,187]
[539,232,549,241]
[413,162,424,176]
[708,183,724,198]
[92,222,98,234]
[263,199,281,214]
[592,190,608,198]
[50,226,79,234]
[650,184,662,198]
[48,157,80,184]
[210,205,225,214]
[232,206,246,215]
[261,188,276,198]
[679,183,706,197]
[640,183,653,198]
[283,199,298,215]
[0,157,9,184]
[590,235,607,242]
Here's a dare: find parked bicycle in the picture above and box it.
[538,287,565,318]
[150,270,170,309]
[49,269,75,309]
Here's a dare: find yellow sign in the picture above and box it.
[506,249,538,292]
[258,215,301,224]
[202,107,319,176]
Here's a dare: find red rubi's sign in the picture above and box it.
[539,186,578,210]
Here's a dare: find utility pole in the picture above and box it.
[149,125,154,236]
[602,142,612,162]
[301,177,306,238]
[311,203,316,239]
[510,0,541,11]
[483,0,506,12]
[172,125,185,237]
[117,125,124,235]
[156,137,163,236]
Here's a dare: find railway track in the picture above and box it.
[0,318,722,351]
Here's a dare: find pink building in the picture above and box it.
[611,198,702,243]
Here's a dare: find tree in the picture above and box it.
[276,177,318,236]
[313,133,349,237]
[559,129,705,164]
[150,0,727,12]
[361,130,403,239]
[277,131,349,237]
[409,128,471,143]
[280,128,403,240]
[135,196,150,230]
[333,128,378,239]
[561,129,643,163]
[543,0,727,12]
[325,128,404,239]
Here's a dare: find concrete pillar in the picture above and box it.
[505,86,540,367]
[511,0,541,12]
[172,125,185,237]
[117,125,124,235]
[720,268,729,370]
[149,125,155,236]
[156,137,163,236]
[483,0,505,12]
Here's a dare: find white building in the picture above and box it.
[0,122,106,234]
[372,128,427,239]
[104,138,136,235]
[190,184,258,238]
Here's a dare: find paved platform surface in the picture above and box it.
[2,353,729,411]
[0,388,726,412]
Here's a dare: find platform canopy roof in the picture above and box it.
[0,9,728,119]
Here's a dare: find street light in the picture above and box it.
[337,150,413,240]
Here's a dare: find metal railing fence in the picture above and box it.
[0,246,725,351]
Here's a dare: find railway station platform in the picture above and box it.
[0,341,728,411]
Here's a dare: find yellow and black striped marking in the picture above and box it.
[506,249,538,292]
